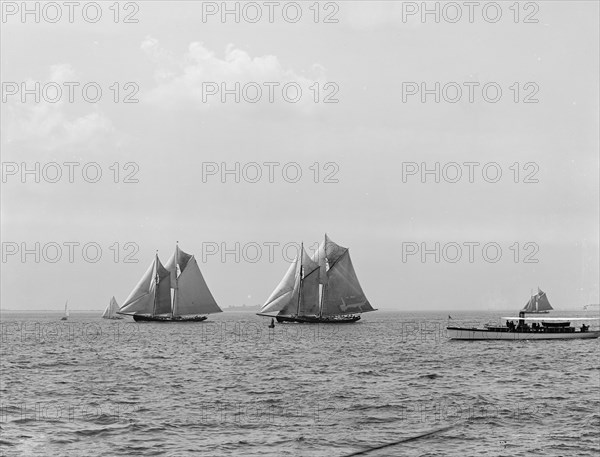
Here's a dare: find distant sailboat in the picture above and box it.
[102,296,123,319]
[60,300,69,320]
[117,244,222,322]
[258,235,376,323]
[521,287,553,314]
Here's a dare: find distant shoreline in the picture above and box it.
[1,307,596,314]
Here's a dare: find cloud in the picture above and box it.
[141,37,328,113]
[2,64,115,154]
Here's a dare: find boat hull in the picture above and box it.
[447,327,600,340]
[275,315,361,324]
[132,315,208,323]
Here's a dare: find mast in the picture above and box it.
[151,252,159,317]
[318,234,326,319]
[296,243,304,317]
[172,242,179,317]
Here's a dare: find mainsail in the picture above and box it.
[522,288,553,313]
[260,245,321,317]
[165,246,222,316]
[313,235,375,317]
[298,250,320,316]
[120,254,171,315]
[102,296,120,319]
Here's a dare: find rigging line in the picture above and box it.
[340,423,458,457]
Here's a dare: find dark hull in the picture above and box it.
[275,315,361,324]
[447,326,599,340]
[132,315,207,323]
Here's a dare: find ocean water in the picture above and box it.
[1,311,599,457]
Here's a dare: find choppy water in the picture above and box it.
[1,311,599,456]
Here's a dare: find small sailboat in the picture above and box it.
[60,300,69,320]
[102,296,123,319]
[447,288,600,340]
[117,244,222,322]
[258,234,376,324]
[522,288,552,314]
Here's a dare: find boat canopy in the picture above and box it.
[501,317,600,321]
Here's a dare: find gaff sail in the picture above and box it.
[298,249,320,316]
[522,288,554,313]
[321,249,375,316]
[172,254,222,316]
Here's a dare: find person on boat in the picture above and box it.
[581,324,588,333]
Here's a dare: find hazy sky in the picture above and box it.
[1,1,598,312]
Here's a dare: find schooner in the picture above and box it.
[521,288,552,314]
[118,244,222,322]
[258,235,376,324]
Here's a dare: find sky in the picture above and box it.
[1,1,598,312]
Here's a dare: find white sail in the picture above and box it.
[102,296,120,318]
[311,234,346,285]
[110,296,119,315]
[152,257,172,315]
[173,255,222,315]
[119,256,172,315]
[120,260,154,314]
[64,300,69,317]
[165,245,193,288]
[298,248,320,316]
[261,254,300,315]
[321,250,375,316]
